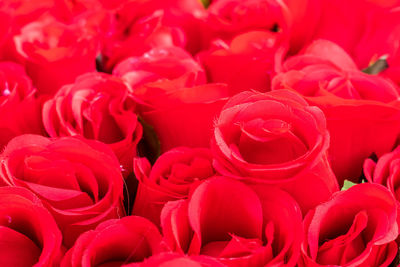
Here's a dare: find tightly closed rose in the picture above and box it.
[132,253,225,267]
[0,186,63,266]
[198,30,286,94]
[0,61,45,148]
[299,183,398,266]
[0,134,125,247]
[113,46,206,90]
[43,72,143,176]
[133,79,229,152]
[212,89,338,214]
[161,177,303,266]
[13,15,99,95]
[132,147,216,227]
[61,216,166,267]
[272,39,400,185]
[364,145,400,237]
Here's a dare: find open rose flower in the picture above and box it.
[212,89,338,214]
[299,183,398,266]
[113,46,206,90]
[61,216,166,267]
[272,39,400,186]
[42,72,143,176]
[0,134,125,247]
[132,147,217,227]
[161,177,303,266]
[364,145,400,238]
[0,186,63,266]
[198,30,286,94]
[13,15,99,95]
[0,61,45,148]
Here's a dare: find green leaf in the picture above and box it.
[341,180,358,191]
[200,0,210,8]
[362,56,389,75]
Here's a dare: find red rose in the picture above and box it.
[212,89,338,214]
[272,39,400,185]
[204,0,290,42]
[0,134,125,247]
[61,216,166,267]
[364,145,400,240]
[42,72,143,176]
[132,147,217,227]
[113,46,206,90]
[351,7,400,87]
[102,3,187,71]
[299,183,398,266]
[13,15,99,95]
[131,253,225,267]
[198,30,286,94]
[0,186,63,266]
[133,79,229,152]
[0,61,45,148]
[161,177,303,266]
[304,0,400,54]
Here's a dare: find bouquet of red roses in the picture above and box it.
[0,0,400,266]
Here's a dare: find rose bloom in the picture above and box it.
[204,0,290,42]
[212,89,338,214]
[198,30,286,95]
[299,0,400,55]
[132,147,216,227]
[61,216,166,267]
[133,77,229,152]
[0,61,45,148]
[272,39,400,186]
[0,134,125,247]
[0,186,63,266]
[161,177,303,266]
[364,145,400,239]
[102,3,186,71]
[299,183,398,266]
[113,46,206,90]
[101,0,206,70]
[13,15,99,95]
[42,72,143,176]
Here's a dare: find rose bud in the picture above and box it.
[61,216,166,267]
[0,186,63,266]
[212,89,339,214]
[132,147,217,227]
[272,39,400,186]
[13,15,99,95]
[42,72,143,176]
[161,177,303,266]
[0,134,125,247]
[299,183,398,266]
[0,61,45,148]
